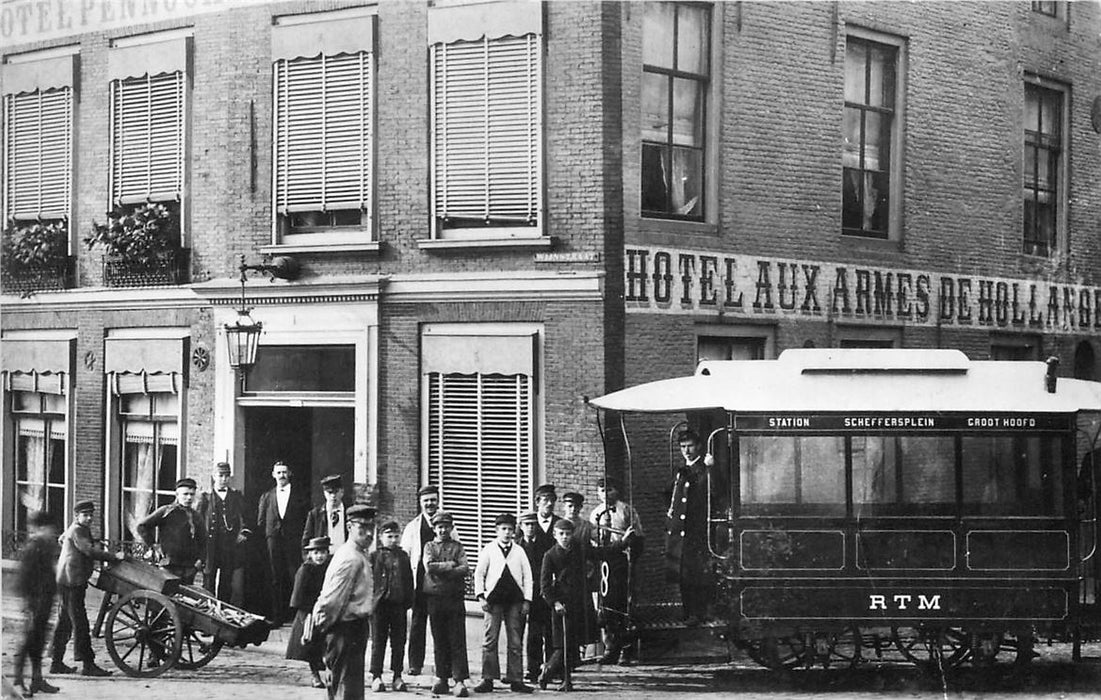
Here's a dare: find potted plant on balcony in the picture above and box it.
[85,202,185,287]
[1,219,71,294]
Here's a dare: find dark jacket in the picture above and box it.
[519,536,550,622]
[664,460,727,584]
[136,503,207,566]
[368,545,415,609]
[301,503,350,549]
[19,531,59,603]
[540,543,597,644]
[197,488,247,561]
[256,485,309,545]
[422,538,468,600]
[57,521,115,587]
[289,559,330,612]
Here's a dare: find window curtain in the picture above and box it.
[18,422,46,515]
[124,430,155,541]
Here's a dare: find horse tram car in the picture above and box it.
[89,556,271,677]
[589,349,1101,673]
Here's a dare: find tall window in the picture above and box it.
[641,2,710,220]
[1023,81,1064,257]
[430,1,543,238]
[11,391,67,532]
[1030,1,1066,19]
[842,34,900,239]
[119,392,178,542]
[422,328,538,552]
[3,88,72,223]
[272,10,375,243]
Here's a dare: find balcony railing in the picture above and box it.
[103,248,189,287]
[0,257,73,295]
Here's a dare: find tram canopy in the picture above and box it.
[589,349,1101,414]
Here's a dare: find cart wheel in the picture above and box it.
[740,635,807,670]
[176,628,225,670]
[105,590,183,678]
[892,625,970,673]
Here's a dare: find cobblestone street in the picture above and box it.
[7,583,1101,699]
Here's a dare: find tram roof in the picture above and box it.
[589,349,1101,414]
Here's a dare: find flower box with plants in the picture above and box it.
[1,219,72,294]
[85,202,187,287]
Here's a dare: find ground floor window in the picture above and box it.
[12,391,67,532]
[119,392,179,541]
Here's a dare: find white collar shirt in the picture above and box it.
[276,484,290,519]
[327,503,347,548]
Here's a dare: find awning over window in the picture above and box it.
[428,0,542,44]
[105,337,186,394]
[108,36,188,81]
[422,333,535,376]
[272,14,374,61]
[1,338,71,394]
[2,55,75,95]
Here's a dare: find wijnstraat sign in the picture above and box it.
[624,246,1101,335]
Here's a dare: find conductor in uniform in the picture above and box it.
[197,462,250,603]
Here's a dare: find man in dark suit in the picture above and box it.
[197,461,250,604]
[301,474,349,553]
[522,484,559,681]
[256,460,309,625]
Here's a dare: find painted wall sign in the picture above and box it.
[624,246,1101,335]
[0,0,253,45]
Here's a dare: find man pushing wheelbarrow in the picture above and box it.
[538,519,596,692]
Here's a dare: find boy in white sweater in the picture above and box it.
[473,513,534,694]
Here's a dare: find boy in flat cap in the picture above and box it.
[137,477,207,584]
[517,512,551,682]
[538,519,596,691]
[197,461,249,604]
[473,513,534,694]
[589,477,644,665]
[13,511,60,695]
[313,504,376,700]
[401,484,447,675]
[422,511,470,697]
[303,474,350,553]
[369,520,414,692]
[287,537,332,689]
[51,500,124,677]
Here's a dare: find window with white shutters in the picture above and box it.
[109,72,185,205]
[271,9,375,244]
[429,1,543,238]
[4,89,72,221]
[427,373,534,549]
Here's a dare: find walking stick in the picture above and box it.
[561,606,572,691]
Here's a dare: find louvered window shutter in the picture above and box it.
[4,88,72,220]
[110,72,184,205]
[428,372,533,550]
[431,34,541,226]
[274,52,372,215]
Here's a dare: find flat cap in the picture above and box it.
[346,504,376,523]
[494,513,517,528]
[552,519,575,533]
[320,474,343,490]
[214,462,231,475]
[596,476,621,490]
[519,511,539,525]
[534,484,557,499]
[417,484,439,498]
[304,536,331,551]
[562,492,584,506]
[430,510,454,526]
[74,499,96,513]
[379,520,401,534]
[175,478,197,490]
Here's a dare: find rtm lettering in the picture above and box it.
[868,594,941,611]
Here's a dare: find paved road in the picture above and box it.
[6,584,1101,698]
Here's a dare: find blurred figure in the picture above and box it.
[197,461,250,604]
[13,511,60,696]
[50,500,124,677]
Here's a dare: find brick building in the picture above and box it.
[2,1,1100,605]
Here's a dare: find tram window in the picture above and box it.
[961,436,1064,515]
[739,435,845,513]
[852,436,955,514]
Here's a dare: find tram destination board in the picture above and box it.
[735,413,1074,432]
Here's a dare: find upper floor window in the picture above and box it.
[641,2,710,221]
[842,32,903,239]
[1031,1,1066,19]
[108,32,189,211]
[1023,79,1065,257]
[2,49,75,226]
[429,0,543,239]
[272,9,376,246]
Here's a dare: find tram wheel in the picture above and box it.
[891,625,970,673]
[824,625,863,669]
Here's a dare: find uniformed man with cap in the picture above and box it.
[50,500,124,677]
[589,476,644,664]
[400,484,454,676]
[137,477,207,584]
[302,474,350,552]
[312,503,376,700]
[197,461,249,603]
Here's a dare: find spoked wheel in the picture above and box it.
[822,625,863,669]
[105,590,184,678]
[892,625,970,673]
[741,635,809,670]
[175,628,224,670]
